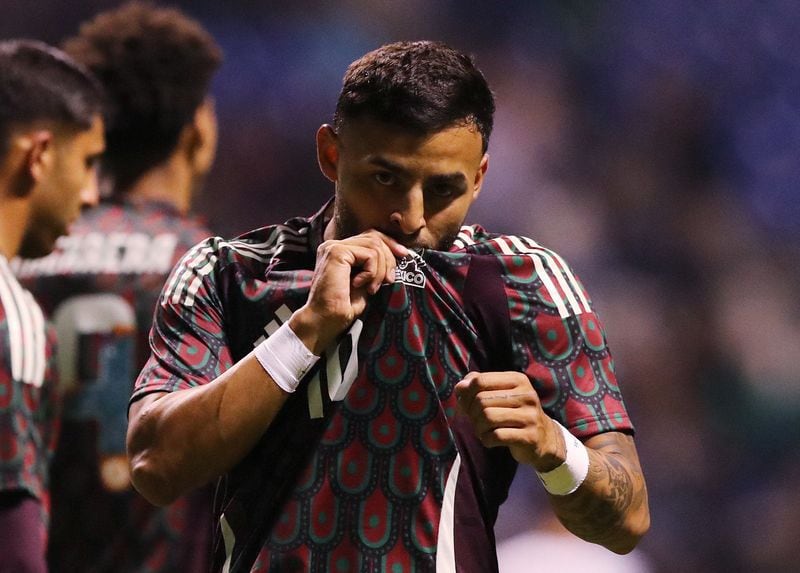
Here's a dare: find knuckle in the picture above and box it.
[367,236,384,251]
[317,240,336,256]
[526,391,542,407]
[486,429,503,446]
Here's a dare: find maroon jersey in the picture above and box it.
[134,204,633,573]
[0,255,59,543]
[15,200,213,573]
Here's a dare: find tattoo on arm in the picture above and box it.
[548,432,648,548]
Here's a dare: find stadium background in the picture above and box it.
[4,1,800,571]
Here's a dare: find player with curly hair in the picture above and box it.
[16,3,221,571]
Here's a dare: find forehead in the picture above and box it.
[338,118,483,167]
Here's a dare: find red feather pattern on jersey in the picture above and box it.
[133,213,634,572]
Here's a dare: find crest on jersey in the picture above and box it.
[395,251,427,289]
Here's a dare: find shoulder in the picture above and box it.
[160,220,313,308]
[452,224,592,318]
[452,224,563,258]
[452,224,578,278]
[0,259,44,329]
[221,220,312,259]
[0,260,48,386]
[205,219,313,272]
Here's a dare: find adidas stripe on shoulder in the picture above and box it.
[491,234,591,319]
[162,226,310,308]
[0,257,47,387]
[454,226,591,319]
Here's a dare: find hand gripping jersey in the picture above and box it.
[15,200,213,573]
[0,255,59,544]
[134,204,633,573]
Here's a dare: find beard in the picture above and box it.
[332,198,462,252]
[331,199,362,240]
[17,230,55,259]
[18,214,64,259]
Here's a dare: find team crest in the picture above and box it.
[395,252,427,289]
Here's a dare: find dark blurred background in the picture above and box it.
[4,1,800,572]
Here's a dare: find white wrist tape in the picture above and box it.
[536,421,590,496]
[254,321,319,393]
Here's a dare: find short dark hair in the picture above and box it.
[63,1,222,194]
[0,39,103,159]
[334,41,495,153]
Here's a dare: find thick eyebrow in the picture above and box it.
[366,156,468,188]
[427,172,468,189]
[366,156,410,176]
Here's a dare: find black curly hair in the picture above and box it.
[63,1,222,194]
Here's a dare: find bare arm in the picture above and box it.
[547,431,649,554]
[127,231,408,506]
[127,353,289,506]
[455,371,649,554]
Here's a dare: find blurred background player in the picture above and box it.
[14,2,222,571]
[0,39,103,573]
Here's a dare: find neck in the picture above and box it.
[0,186,29,260]
[123,154,192,215]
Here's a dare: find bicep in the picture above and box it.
[128,391,167,424]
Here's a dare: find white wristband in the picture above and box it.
[254,321,319,393]
[536,421,590,496]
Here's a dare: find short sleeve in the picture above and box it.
[502,247,633,439]
[131,239,233,403]
[0,287,60,502]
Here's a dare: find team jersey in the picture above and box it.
[134,203,633,573]
[14,199,214,573]
[0,254,59,540]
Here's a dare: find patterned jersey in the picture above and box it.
[0,254,59,538]
[133,204,633,573]
[14,200,214,573]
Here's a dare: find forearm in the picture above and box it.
[545,432,650,554]
[127,354,289,506]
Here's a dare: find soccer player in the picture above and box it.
[127,41,650,572]
[14,3,221,571]
[0,40,104,573]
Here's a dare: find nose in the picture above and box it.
[389,185,425,235]
[80,168,100,207]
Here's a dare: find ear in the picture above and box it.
[471,153,489,200]
[316,124,339,183]
[26,131,54,183]
[183,97,218,173]
[5,130,53,198]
